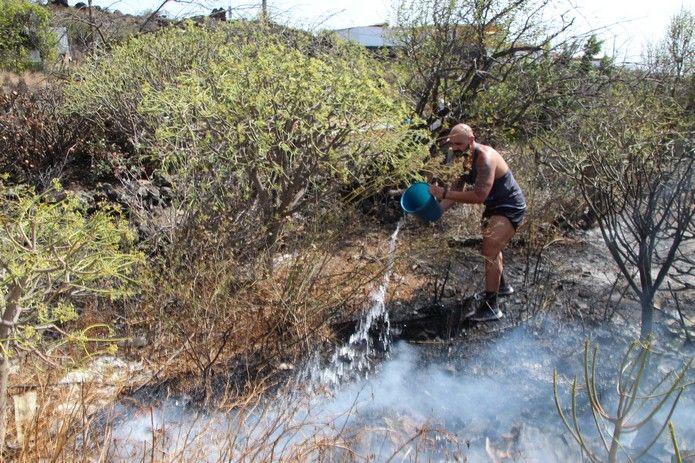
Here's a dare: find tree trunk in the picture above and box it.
[0,355,10,454]
[640,292,654,341]
[608,419,623,463]
[0,283,24,452]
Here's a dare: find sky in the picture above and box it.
[85,0,693,62]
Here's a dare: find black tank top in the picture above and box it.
[465,148,526,210]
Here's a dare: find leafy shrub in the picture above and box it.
[141,23,425,259]
[65,21,428,261]
[0,0,57,72]
[0,180,144,447]
[62,21,429,397]
[62,23,237,169]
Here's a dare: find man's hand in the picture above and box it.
[429,184,445,200]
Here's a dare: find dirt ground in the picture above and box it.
[356,204,695,345]
[316,208,695,462]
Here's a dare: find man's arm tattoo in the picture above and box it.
[473,159,494,198]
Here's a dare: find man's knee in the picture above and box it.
[482,234,505,258]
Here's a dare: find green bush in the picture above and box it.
[0,179,144,448]
[63,22,232,164]
[0,0,57,72]
[65,21,428,262]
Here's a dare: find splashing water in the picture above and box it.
[319,217,405,386]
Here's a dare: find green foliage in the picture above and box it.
[145,23,425,258]
[392,0,621,146]
[63,22,232,161]
[0,177,144,451]
[0,0,57,71]
[0,180,144,342]
[65,21,428,262]
[466,38,615,143]
[646,7,695,107]
[393,0,565,121]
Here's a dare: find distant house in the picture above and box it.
[333,24,398,50]
[29,27,70,64]
[333,22,502,54]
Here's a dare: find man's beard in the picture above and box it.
[444,149,468,165]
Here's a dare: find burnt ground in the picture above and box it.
[94,205,695,462]
[372,206,695,345]
[319,209,695,462]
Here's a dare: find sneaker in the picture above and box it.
[468,298,503,322]
[499,282,514,296]
[475,283,514,300]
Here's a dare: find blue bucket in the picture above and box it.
[400,182,443,223]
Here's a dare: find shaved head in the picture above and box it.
[450,123,474,139]
[447,123,475,155]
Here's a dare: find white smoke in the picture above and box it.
[108,316,694,461]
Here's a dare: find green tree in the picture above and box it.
[648,7,695,99]
[0,180,143,450]
[65,22,428,262]
[391,0,580,134]
[141,24,425,259]
[63,22,229,161]
[0,0,57,71]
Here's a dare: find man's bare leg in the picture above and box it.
[481,215,516,292]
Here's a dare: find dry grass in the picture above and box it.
[6,360,465,462]
[1,212,460,461]
[1,199,565,462]
[0,72,53,95]
[110,215,411,401]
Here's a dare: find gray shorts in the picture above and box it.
[482,206,526,230]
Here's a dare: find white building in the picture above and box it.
[333,24,397,49]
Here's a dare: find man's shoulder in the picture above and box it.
[475,144,499,163]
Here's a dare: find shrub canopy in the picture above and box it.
[65,21,429,261]
[0,0,57,71]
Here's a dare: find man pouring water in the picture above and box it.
[428,123,526,321]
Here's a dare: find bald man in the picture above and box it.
[429,124,526,321]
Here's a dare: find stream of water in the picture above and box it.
[318,217,404,386]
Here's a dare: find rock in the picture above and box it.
[74,190,96,211]
[578,288,593,298]
[277,363,295,370]
[153,171,174,188]
[131,335,148,348]
[50,357,149,435]
[148,187,163,206]
[159,186,173,201]
[12,390,37,447]
[136,184,150,199]
[448,236,482,248]
[100,182,121,202]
